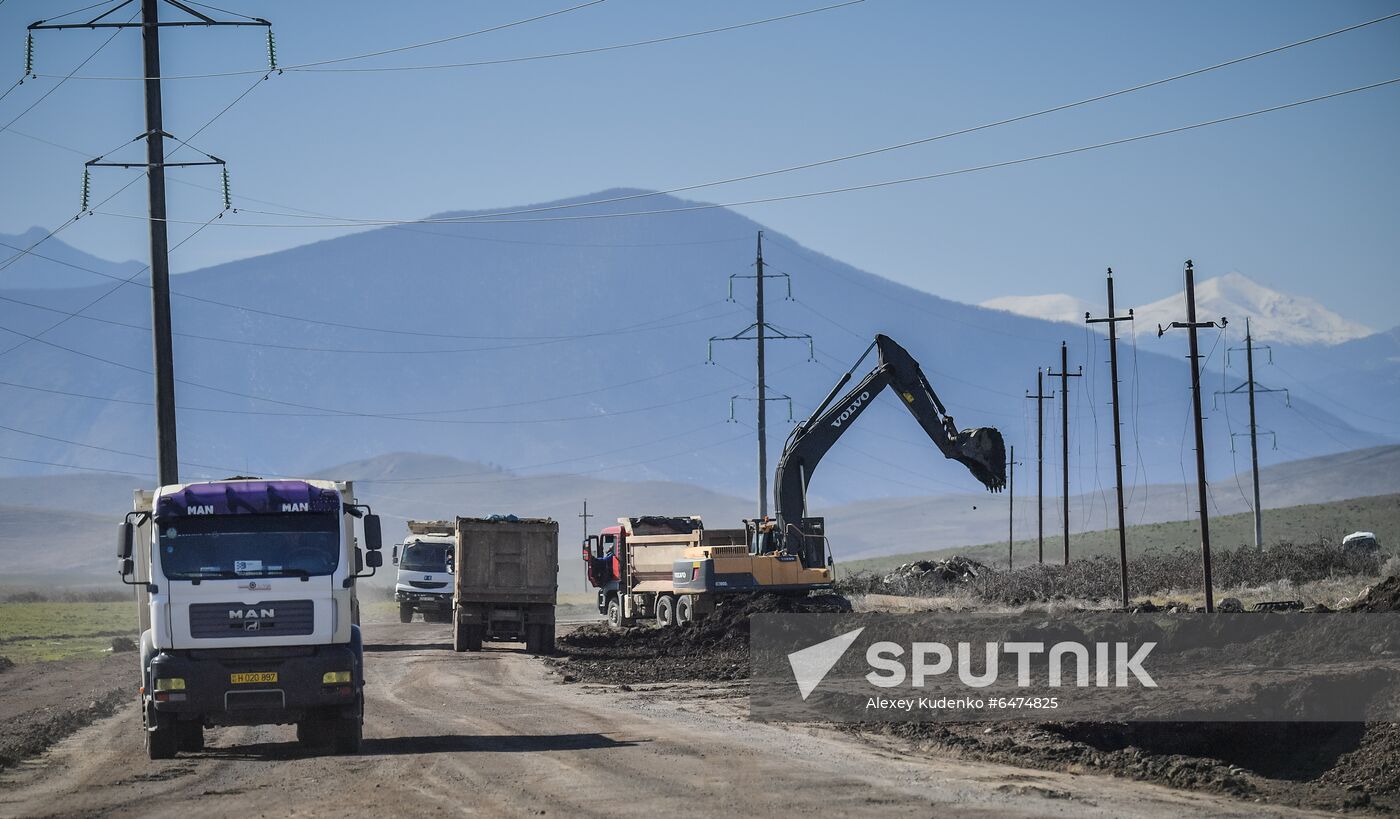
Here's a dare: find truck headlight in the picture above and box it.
[322,671,352,684]
[154,677,185,691]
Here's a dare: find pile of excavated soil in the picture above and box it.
[1351,577,1400,612]
[855,719,1399,814]
[551,594,850,685]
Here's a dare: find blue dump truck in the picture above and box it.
[119,478,383,759]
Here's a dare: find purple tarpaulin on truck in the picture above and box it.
[154,480,340,519]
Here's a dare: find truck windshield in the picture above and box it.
[401,542,450,573]
[158,513,340,580]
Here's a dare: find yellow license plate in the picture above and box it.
[230,671,278,685]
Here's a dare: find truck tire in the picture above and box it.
[334,697,363,755]
[453,619,468,652]
[297,717,331,748]
[606,598,622,629]
[398,603,413,623]
[145,715,178,760]
[676,594,696,625]
[525,624,555,655]
[656,595,676,627]
[466,625,484,652]
[176,721,204,752]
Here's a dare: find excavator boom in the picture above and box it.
[773,334,1006,566]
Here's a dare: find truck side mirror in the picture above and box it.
[583,535,598,559]
[120,556,134,578]
[363,514,382,551]
[366,550,383,569]
[117,521,133,559]
[391,544,399,565]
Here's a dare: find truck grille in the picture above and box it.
[188,599,314,639]
[408,580,448,590]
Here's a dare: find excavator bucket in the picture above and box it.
[953,427,1007,492]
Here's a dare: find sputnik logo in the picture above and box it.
[787,627,864,700]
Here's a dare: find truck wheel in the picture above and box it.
[656,595,676,627]
[453,619,468,652]
[676,594,695,625]
[176,721,204,752]
[466,625,484,652]
[606,598,622,629]
[398,603,413,623]
[297,717,329,747]
[145,716,178,760]
[333,698,363,755]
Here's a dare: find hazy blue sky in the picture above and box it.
[2,1,1397,328]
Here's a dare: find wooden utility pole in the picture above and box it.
[1158,260,1226,612]
[709,232,812,519]
[1086,268,1135,607]
[1047,342,1081,565]
[1026,370,1054,564]
[1215,318,1288,549]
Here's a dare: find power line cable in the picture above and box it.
[45,0,863,80]
[78,9,1393,222]
[146,75,1400,229]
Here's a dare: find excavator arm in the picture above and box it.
[772,334,1006,566]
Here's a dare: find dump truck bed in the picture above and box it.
[453,517,559,605]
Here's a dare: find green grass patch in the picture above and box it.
[0,602,136,665]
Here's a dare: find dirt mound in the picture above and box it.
[553,594,851,685]
[859,720,1400,813]
[1350,577,1400,612]
[882,556,984,585]
[0,656,13,674]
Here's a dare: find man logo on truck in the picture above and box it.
[281,502,310,512]
[229,608,276,619]
[830,391,871,429]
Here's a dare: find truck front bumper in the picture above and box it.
[395,590,452,610]
[148,640,361,726]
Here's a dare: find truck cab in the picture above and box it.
[119,478,383,759]
[393,532,455,623]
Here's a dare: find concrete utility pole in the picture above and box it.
[709,231,812,519]
[579,499,594,592]
[1086,268,1135,608]
[1047,342,1081,566]
[1026,370,1054,564]
[755,235,768,518]
[1007,445,1022,571]
[1158,260,1226,612]
[28,1,271,487]
[1215,318,1288,549]
[141,0,179,486]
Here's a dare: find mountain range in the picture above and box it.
[0,189,1393,509]
[3,445,1396,592]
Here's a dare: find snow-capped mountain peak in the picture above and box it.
[979,293,1095,326]
[981,272,1372,346]
[1134,272,1372,346]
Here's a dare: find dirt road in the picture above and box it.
[0,623,1325,818]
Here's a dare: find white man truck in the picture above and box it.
[392,521,455,624]
[118,478,384,760]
